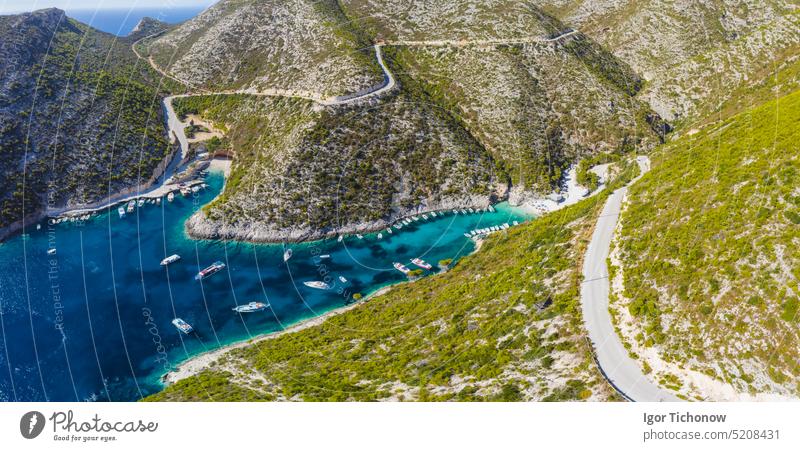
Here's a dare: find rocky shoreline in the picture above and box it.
[184,193,497,243]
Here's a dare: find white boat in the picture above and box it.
[137,199,145,207]
[377,233,383,239]
[319,254,331,259]
[126,201,135,213]
[156,198,161,205]
[512,221,519,226]
[452,209,458,214]
[386,228,392,234]
[195,261,226,280]
[172,318,193,334]
[488,205,495,212]
[430,212,437,217]
[304,281,331,290]
[160,254,181,266]
[411,258,432,270]
[167,192,175,202]
[338,276,348,283]
[393,224,401,230]
[283,249,293,262]
[393,262,411,274]
[412,216,420,221]
[47,248,56,256]
[461,209,467,214]
[338,235,344,242]
[232,302,269,313]
[464,233,471,238]
[357,234,363,239]
[422,214,428,220]
[118,207,125,218]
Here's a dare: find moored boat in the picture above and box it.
[283,249,293,262]
[411,258,432,270]
[167,192,175,202]
[339,276,348,283]
[195,261,226,280]
[304,281,331,290]
[232,302,269,313]
[118,207,125,218]
[160,254,181,266]
[172,318,193,334]
[393,262,411,274]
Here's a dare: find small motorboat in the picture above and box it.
[160,254,181,266]
[232,302,269,313]
[172,318,193,334]
[304,281,331,290]
[284,249,293,262]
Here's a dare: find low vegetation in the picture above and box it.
[614,88,800,398]
[0,9,177,233]
[146,160,640,401]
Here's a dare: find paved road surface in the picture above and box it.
[581,156,680,402]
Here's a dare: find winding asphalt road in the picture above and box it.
[581,156,680,402]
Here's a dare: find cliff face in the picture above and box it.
[0,9,173,237]
[146,0,384,97]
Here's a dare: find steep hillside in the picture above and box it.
[535,0,800,123]
[145,0,384,97]
[386,38,656,195]
[152,1,661,240]
[174,89,499,242]
[0,9,174,238]
[145,161,641,401]
[340,0,562,41]
[611,88,800,399]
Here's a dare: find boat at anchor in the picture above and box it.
[411,258,432,270]
[195,261,226,280]
[172,318,193,334]
[304,281,331,290]
[232,302,269,313]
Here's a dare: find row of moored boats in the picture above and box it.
[116,183,206,218]
[463,221,518,239]
[337,205,497,242]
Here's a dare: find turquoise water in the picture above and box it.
[0,172,531,401]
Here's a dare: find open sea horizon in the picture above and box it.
[64,7,207,36]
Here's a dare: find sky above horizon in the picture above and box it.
[0,0,216,13]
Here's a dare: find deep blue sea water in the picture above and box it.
[65,7,207,36]
[0,171,531,401]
